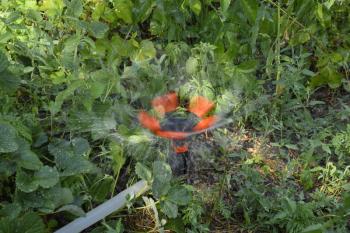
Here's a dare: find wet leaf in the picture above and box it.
[135,162,152,182]
[57,204,85,217]
[0,203,22,219]
[34,166,59,188]
[49,138,96,176]
[114,0,133,24]
[16,169,38,193]
[0,123,18,153]
[153,161,172,182]
[16,138,42,170]
[0,212,45,233]
[167,186,192,206]
[89,21,109,38]
[66,0,83,18]
[161,200,178,218]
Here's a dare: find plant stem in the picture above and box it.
[275,0,282,95]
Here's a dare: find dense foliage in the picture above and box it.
[0,0,349,232]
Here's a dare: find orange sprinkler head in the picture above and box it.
[188,96,215,118]
[152,92,178,116]
[138,111,161,132]
[174,144,189,153]
[138,92,219,153]
[193,115,219,132]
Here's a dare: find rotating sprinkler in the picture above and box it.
[138,92,220,175]
[54,93,224,233]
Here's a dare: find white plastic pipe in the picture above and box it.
[55,180,149,233]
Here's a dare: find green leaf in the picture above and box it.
[135,162,152,182]
[161,200,178,218]
[34,166,59,188]
[324,0,335,9]
[271,211,287,221]
[133,40,156,61]
[114,0,133,24]
[27,9,43,22]
[56,204,85,217]
[33,132,48,148]
[152,178,171,198]
[185,57,199,75]
[0,160,16,177]
[127,135,149,144]
[189,0,202,16]
[49,138,96,176]
[60,35,81,70]
[221,0,231,14]
[16,169,38,193]
[298,32,310,44]
[301,224,324,233]
[0,51,9,73]
[66,0,83,18]
[45,187,74,208]
[284,197,296,213]
[41,0,65,17]
[71,137,91,156]
[310,66,343,89]
[343,193,350,209]
[237,60,258,73]
[153,161,172,182]
[110,142,124,174]
[92,2,106,20]
[239,0,259,24]
[167,186,192,206]
[49,70,66,85]
[0,70,20,93]
[90,176,114,202]
[133,0,155,23]
[58,152,96,176]
[290,31,311,45]
[0,212,45,233]
[316,3,325,27]
[111,35,135,57]
[49,80,83,115]
[91,115,117,140]
[0,203,22,219]
[0,123,18,153]
[89,21,109,38]
[90,79,107,99]
[295,0,315,20]
[164,217,185,233]
[18,212,45,233]
[152,161,172,198]
[16,138,43,170]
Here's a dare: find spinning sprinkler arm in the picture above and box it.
[138,92,219,154]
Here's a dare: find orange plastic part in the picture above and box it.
[188,96,215,118]
[174,145,189,153]
[138,111,161,132]
[193,115,219,131]
[155,130,189,140]
[152,92,178,116]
